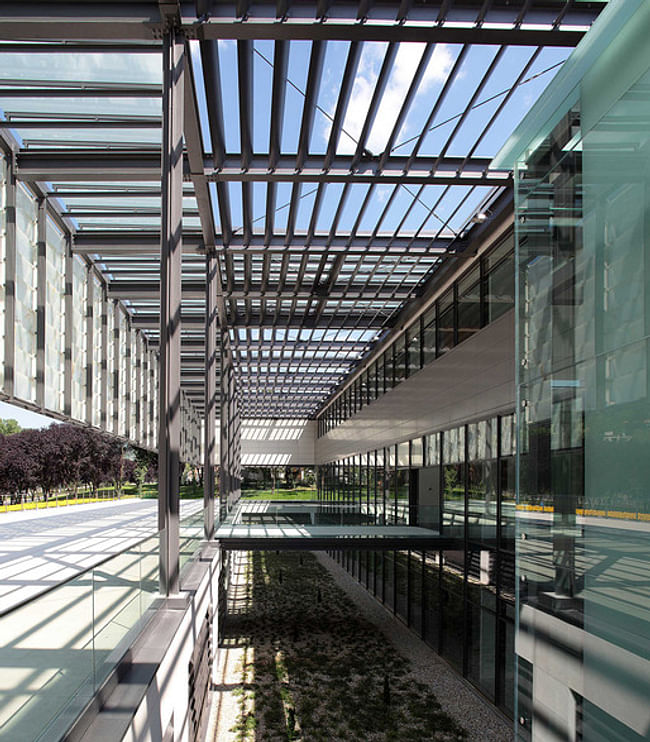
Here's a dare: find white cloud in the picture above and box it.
[336,42,454,155]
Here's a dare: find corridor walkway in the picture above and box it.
[0,498,203,613]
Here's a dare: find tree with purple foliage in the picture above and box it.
[0,422,159,505]
[0,432,36,504]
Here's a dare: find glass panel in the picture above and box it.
[14,184,37,403]
[457,265,481,344]
[0,535,159,742]
[441,554,464,670]
[394,336,406,386]
[423,551,440,649]
[385,446,396,524]
[425,431,441,466]
[384,348,394,391]
[486,237,515,323]
[467,419,498,542]
[438,289,455,356]
[406,321,421,376]
[409,551,423,635]
[515,21,650,736]
[71,256,87,420]
[45,219,65,413]
[467,604,496,699]
[383,551,395,610]
[410,437,423,468]
[395,550,409,622]
[422,305,436,366]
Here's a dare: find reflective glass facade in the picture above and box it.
[509,2,650,738]
[318,236,515,437]
[0,150,201,460]
[321,411,517,716]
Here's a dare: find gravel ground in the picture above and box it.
[315,552,512,742]
[208,550,512,742]
[206,552,250,742]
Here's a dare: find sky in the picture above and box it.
[0,401,54,429]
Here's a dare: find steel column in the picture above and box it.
[158,30,185,596]
[85,265,94,424]
[4,158,15,397]
[219,333,228,522]
[125,318,132,438]
[204,252,217,538]
[35,198,46,410]
[112,301,120,434]
[63,235,73,417]
[100,285,108,429]
[135,332,142,443]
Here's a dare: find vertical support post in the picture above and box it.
[4,156,16,398]
[219,334,229,522]
[158,29,185,596]
[35,198,46,410]
[143,339,150,446]
[204,251,217,538]
[135,332,142,444]
[125,319,132,439]
[100,285,108,429]
[64,236,74,418]
[149,347,156,448]
[112,301,120,435]
[85,265,94,425]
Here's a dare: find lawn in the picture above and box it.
[0,481,203,513]
[241,487,317,501]
[224,550,467,742]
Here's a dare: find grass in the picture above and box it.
[241,487,317,501]
[224,551,467,742]
[0,481,202,514]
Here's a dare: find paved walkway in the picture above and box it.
[0,498,203,613]
[0,497,204,741]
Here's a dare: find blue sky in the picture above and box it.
[0,401,53,429]
[189,39,571,239]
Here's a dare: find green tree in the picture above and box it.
[0,418,21,435]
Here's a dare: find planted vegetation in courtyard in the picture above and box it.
[225,551,467,742]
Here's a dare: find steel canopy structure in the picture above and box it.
[0,1,607,590]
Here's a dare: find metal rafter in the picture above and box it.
[0,0,607,419]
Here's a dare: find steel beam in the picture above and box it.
[108,281,419,301]
[158,30,185,597]
[72,231,454,254]
[17,149,506,184]
[192,17,587,47]
[0,3,163,41]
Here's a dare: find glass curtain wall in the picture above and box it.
[45,219,66,413]
[507,3,650,737]
[513,6,650,735]
[71,255,87,421]
[0,152,171,451]
[322,411,516,716]
[0,156,5,390]
[14,183,37,403]
[318,237,515,436]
